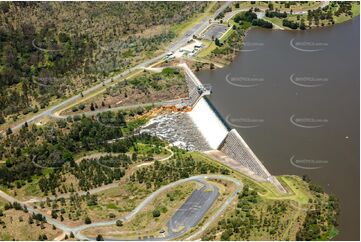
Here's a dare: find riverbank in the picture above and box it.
[192,2,360,71]
[194,15,359,240]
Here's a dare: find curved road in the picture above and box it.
[7,2,232,133]
[73,174,242,240]
[0,174,242,241]
[25,147,174,204]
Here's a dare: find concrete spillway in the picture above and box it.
[189,98,286,193]
[142,63,286,193]
[188,98,229,150]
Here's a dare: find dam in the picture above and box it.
[188,98,228,149]
[142,64,287,193]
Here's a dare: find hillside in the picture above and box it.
[0,2,209,123]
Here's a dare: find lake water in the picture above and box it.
[196,17,360,240]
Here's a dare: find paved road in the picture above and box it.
[52,62,204,119]
[51,101,167,119]
[8,2,232,132]
[6,1,330,132]
[26,147,174,204]
[166,181,219,240]
[73,174,242,240]
[185,175,242,240]
[0,174,242,241]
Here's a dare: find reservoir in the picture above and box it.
[196,17,360,240]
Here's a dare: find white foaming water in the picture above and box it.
[188,98,229,149]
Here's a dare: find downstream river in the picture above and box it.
[196,17,360,240]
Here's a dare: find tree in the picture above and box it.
[221,230,231,240]
[116,220,123,227]
[84,216,92,224]
[131,152,137,161]
[90,103,95,111]
[28,216,34,224]
[6,127,12,136]
[12,201,22,210]
[96,234,104,241]
[51,210,58,219]
[70,232,75,238]
[0,113,5,124]
[152,209,161,217]
[215,38,221,47]
[300,19,306,30]
[38,234,47,241]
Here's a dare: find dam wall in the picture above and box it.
[219,129,286,193]
[219,129,271,179]
[188,97,229,150]
[219,129,287,193]
[154,63,287,193]
[183,64,286,193]
[187,98,286,193]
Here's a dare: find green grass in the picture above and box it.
[23,181,42,197]
[333,3,360,24]
[122,118,148,135]
[219,27,234,42]
[236,1,323,12]
[263,17,290,29]
[352,4,360,16]
[197,40,217,58]
[106,203,118,210]
[278,176,312,204]
[190,151,315,206]
[268,2,360,28]
[1,233,12,241]
[325,226,339,240]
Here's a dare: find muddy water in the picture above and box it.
[196,17,360,240]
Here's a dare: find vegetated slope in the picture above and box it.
[0,111,340,240]
[201,176,340,241]
[0,2,209,122]
[66,67,188,114]
[0,110,155,191]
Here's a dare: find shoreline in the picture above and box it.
[193,14,359,71]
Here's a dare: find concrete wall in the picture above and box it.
[219,129,272,180]
[219,129,287,193]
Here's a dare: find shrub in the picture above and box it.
[152,209,161,217]
[116,220,123,226]
[84,216,92,224]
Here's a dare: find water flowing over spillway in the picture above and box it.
[141,63,286,193]
[140,112,211,151]
[188,98,229,150]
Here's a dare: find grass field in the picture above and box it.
[236,1,323,12]
[0,209,62,240]
[82,182,198,239]
[263,2,360,30]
